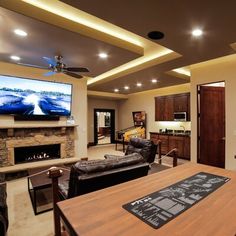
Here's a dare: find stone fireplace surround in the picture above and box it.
[0,125,75,167]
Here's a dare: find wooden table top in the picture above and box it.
[57,163,236,236]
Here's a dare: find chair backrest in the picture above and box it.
[125,137,157,164]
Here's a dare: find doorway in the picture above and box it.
[94,109,115,145]
[197,81,225,168]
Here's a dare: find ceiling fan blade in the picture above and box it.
[64,71,83,79]
[44,71,56,76]
[17,62,48,69]
[43,56,57,66]
[66,67,89,72]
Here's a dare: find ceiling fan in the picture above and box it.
[18,55,89,79]
[42,55,89,79]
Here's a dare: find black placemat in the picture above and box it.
[123,172,230,229]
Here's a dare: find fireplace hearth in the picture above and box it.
[14,144,60,164]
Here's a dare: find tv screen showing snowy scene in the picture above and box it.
[0,75,72,116]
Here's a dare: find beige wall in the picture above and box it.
[87,97,119,143]
[118,83,191,138]
[0,62,87,158]
[190,54,236,170]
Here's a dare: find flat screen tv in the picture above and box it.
[0,75,72,116]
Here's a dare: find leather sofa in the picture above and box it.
[0,174,8,236]
[58,153,149,199]
[55,137,158,200]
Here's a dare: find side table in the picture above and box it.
[27,166,70,215]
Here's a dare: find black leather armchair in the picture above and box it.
[125,137,158,164]
[105,137,159,165]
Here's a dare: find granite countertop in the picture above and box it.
[150,131,191,137]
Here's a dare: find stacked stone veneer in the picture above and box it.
[0,127,75,167]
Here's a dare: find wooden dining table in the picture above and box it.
[56,163,236,236]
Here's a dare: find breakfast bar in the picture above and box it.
[56,163,236,236]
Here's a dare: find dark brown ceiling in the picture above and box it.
[0,7,139,77]
[1,1,236,94]
[62,0,236,93]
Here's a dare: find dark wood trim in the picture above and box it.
[87,142,95,148]
[197,85,200,163]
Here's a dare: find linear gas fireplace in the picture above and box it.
[0,126,75,167]
[14,144,60,164]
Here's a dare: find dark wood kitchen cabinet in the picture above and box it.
[149,132,159,145]
[174,93,190,121]
[155,96,174,121]
[158,134,169,154]
[168,136,185,158]
[183,136,190,159]
[155,96,165,121]
[150,133,168,154]
[155,93,190,121]
[174,93,188,112]
[150,132,190,160]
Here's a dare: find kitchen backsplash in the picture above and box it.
[156,121,191,132]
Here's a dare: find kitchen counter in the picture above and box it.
[150,132,190,160]
[149,132,191,137]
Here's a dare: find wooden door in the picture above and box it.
[198,86,225,168]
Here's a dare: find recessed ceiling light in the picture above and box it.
[137,83,142,87]
[192,28,203,37]
[124,86,129,90]
[98,53,108,59]
[151,79,158,83]
[10,55,21,61]
[14,29,28,37]
[114,88,119,92]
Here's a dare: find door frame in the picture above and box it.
[197,81,225,167]
[94,109,115,145]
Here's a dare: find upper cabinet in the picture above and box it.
[155,93,190,121]
[155,96,174,121]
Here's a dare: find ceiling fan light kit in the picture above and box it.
[41,55,90,79]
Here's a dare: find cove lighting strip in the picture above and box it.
[22,0,143,47]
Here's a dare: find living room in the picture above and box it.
[1,1,236,236]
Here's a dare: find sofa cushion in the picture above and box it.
[73,153,144,174]
[104,152,139,160]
